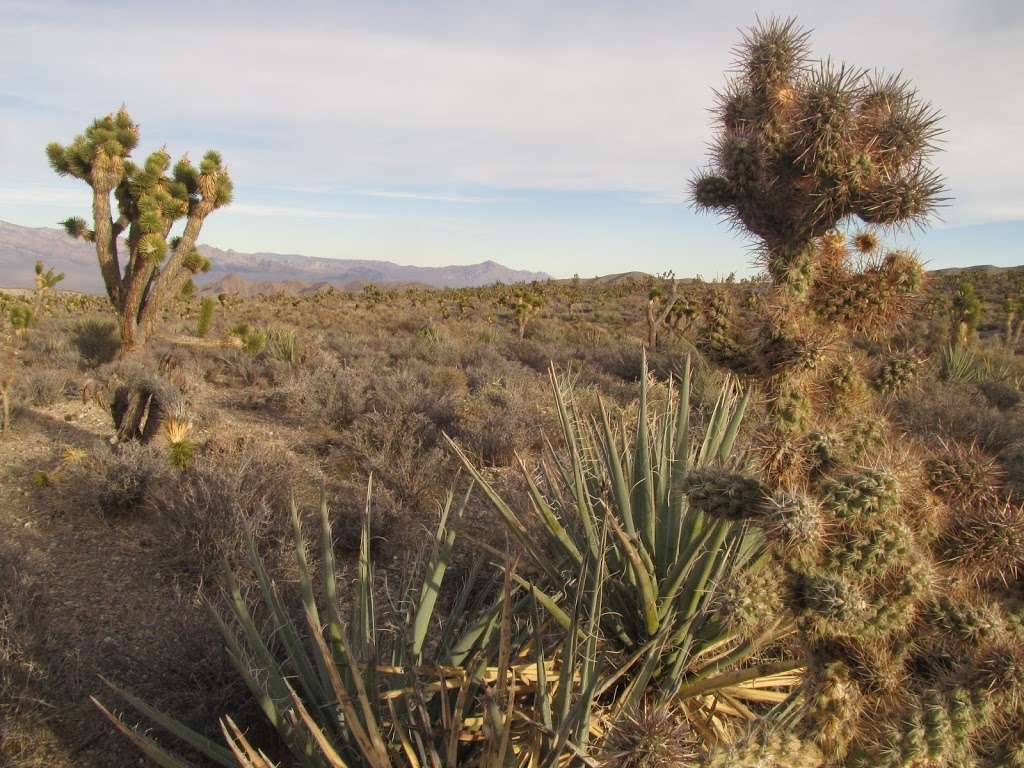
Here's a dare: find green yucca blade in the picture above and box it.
[718,388,750,462]
[355,476,376,663]
[99,678,235,766]
[446,435,563,585]
[607,515,660,637]
[412,490,458,662]
[284,680,353,768]
[516,453,583,569]
[656,520,719,620]
[675,356,692,470]
[92,697,198,768]
[306,609,391,765]
[575,526,606,749]
[437,556,484,661]
[446,597,501,668]
[530,595,554,734]
[597,397,635,536]
[632,359,656,557]
[549,367,601,563]
[248,534,326,718]
[508,572,572,630]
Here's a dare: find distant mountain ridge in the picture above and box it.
[0,219,549,293]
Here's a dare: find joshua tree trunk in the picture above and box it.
[0,381,10,437]
[646,279,677,350]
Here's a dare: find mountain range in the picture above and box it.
[0,219,549,295]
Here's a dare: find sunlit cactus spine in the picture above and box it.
[943,502,1024,587]
[47,107,232,354]
[822,469,899,521]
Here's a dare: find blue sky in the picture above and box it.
[1,0,1022,278]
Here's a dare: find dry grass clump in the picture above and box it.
[151,435,319,574]
[58,442,172,518]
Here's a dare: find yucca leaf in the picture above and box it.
[99,677,235,767]
[92,697,199,768]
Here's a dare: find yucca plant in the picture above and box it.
[93,481,620,767]
[938,343,979,383]
[446,357,802,736]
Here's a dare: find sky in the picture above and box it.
[1,0,1022,278]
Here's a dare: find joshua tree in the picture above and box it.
[645,271,678,349]
[690,18,943,376]
[503,289,542,339]
[47,108,231,354]
[1002,294,1024,347]
[196,296,215,338]
[952,280,982,345]
[32,260,64,314]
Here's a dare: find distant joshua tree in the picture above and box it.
[645,271,678,349]
[33,260,64,314]
[47,107,232,354]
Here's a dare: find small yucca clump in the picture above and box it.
[681,467,767,519]
[598,705,699,768]
[925,438,1004,509]
[161,400,194,470]
[822,469,900,521]
[943,502,1024,587]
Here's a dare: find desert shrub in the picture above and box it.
[454,377,549,466]
[71,318,120,366]
[58,442,172,518]
[195,297,215,338]
[277,352,369,427]
[980,379,1021,410]
[344,408,449,510]
[16,367,67,407]
[151,436,318,573]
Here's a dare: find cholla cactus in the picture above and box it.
[943,502,1024,587]
[822,469,899,521]
[680,467,767,519]
[703,731,822,768]
[47,108,232,354]
[872,352,922,394]
[925,438,1004,509]
[690,18,942,378]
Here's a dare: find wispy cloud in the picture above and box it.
[229,204,377,220]
[0,0,1021,272]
